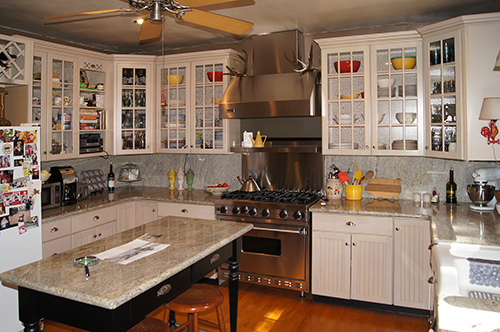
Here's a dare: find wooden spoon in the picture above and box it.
[359,170,374,184]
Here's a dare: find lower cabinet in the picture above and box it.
[71,206,118,248]
[312,212,431,310]
[42,217,71,258]
[118,201,137,232]
[136,200,158,226]
[157,202,215,220]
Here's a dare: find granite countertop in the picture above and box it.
[310,198,500,246]
[43,187,217,221]
[0,216,252,310]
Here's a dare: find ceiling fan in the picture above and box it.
[43,0,254,44]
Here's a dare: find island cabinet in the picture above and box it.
[42,217,71,258]
[312,213,394,304]
[155,49,243,154]
[393,217,431,310]
[316,31,424,156]
[157,202,215,220]
[70,206,118,248]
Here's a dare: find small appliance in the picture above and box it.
[48,166,78,206]
[79,133,103,154]
[468,167,500,211]
[41,182,62,210]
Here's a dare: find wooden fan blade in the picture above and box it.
[179,0,239,7]
[181,9,253,35]
[139,20,163,44]
[43,8,130,20]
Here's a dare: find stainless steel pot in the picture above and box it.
[467,184,495,206]
[238,169,261,192]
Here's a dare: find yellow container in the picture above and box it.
[167,75,184,85]
[345,184,362,200]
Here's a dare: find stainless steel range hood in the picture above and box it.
[219,30,321,119]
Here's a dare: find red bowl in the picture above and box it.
[207,71,223,82]
[334,60,361,73]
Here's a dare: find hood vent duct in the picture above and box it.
[219,30,321,119]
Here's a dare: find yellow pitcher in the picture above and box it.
[251,131,267,147]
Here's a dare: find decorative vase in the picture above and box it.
[177,167,185,191]
[186,168,194,191]
[167,167,176,190]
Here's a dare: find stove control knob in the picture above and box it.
[293,211,303,219]
[220,206,228,214]
[240,206,249,214]
[249,207,258,217]
[279,209,288,219]
[261,208,270,217]
[232,206,240,214]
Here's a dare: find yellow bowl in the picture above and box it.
[391,56,416,70]
[395,112,417,124]
[340,93,361,99]
[167,75,184,85]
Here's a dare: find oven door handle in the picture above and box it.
[252,226,306,235]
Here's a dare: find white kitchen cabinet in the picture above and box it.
[117,201,136,232]
[0,34,32,86]
[418,13,500,160]
[155,50,242,154]
[70,205,118,248]
[157,202,214,220]
[136,200,158,226]
[393,217,431,310]
[317,31,424,156]
[114,56,155,154]
[42,217,71,258]
[312,213,393,304]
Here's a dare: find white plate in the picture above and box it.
[205,186,229,195]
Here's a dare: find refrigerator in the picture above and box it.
[0,127,42,331]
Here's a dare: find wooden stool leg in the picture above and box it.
[192,313,199,332]
[216,306,227,332]
[168,310,177,331]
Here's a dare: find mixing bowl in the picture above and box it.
[391,56,416,70]
[207,71,223,82]
[467,184,495,206]
[334,60,361,73]
[395,112,417,124]
[167,75,184,85]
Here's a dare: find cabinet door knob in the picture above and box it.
[345,242,349,246]
[98,233,102,237]
[181,209,188,213]
[365,145,369,149]
[50,227,59,233]
[346,221,356,227]
[93,234,97,238]
[425,146,429,150]
[152,209,156,212]
[373,145,376,149]
[395,227,400,231]
[352,242,356,246]
[93,215,100,221]
[427,276,435,284]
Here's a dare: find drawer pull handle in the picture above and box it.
[98,233,102,237]
[152,209,156,212]
[50,227,59,233]
[346,221,356,227]
[181,209,188,213]
[395,227,400,231]
[345,242,349,246]
[93,216,100,221]
[428,276,435,284]
[157,284,172,297]
[93,234,97,238]
[210,254,221,264]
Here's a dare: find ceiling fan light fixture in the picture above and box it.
[134,18,144,24]
[150,1,163,23]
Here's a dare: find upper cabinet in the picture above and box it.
[0,34,32,86]
[114,56,154,154]
[317,31,424,156]
[155,49,242,154]
[419,13,500,161]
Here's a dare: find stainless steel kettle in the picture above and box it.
[237,170,261,192]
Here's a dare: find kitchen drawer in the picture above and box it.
[72,206,117,233]
[157,202,214,220]
[42,217,71,242]
[312,212,393,236]
[42,236,71,258]
[191,242,233,282]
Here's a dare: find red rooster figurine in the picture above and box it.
[481,120,500,145]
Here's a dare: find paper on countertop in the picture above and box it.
[95,234,170,265]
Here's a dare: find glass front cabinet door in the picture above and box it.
[422,31,461,159]
[47,54,78,160]
[156,50,243,154]
[115,62,153,154]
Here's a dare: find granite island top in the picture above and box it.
[0,216,252,310]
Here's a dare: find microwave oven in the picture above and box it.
[41,182,62,210]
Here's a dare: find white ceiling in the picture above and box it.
[0,0,499,54]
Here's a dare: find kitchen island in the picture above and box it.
[0,216,252,332]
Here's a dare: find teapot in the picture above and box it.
[250,131,267,148]
[237,170,261,192]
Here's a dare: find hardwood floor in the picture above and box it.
[43,283,430,332]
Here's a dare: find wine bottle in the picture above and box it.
[446,168,457,204]
[108,163,115,192]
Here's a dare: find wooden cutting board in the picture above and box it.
[364,178,401,200]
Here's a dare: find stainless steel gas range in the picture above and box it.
[215,189,322,296]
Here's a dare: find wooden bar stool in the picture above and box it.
[128,317,170,332]
[165,283,227,332]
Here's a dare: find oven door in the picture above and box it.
[239,223,307,281]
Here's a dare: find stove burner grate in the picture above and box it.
[221,189,322,205]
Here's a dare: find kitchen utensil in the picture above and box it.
[364,178,402,200]
[354,170,362,184]
[345,184,362,200]
[338,171,349,184]
[352,162,358,184]
[326,178,342,199]
[237,169,261,192]
[359,170,374,184]
[74,256,98,278]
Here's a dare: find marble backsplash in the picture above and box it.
[42,153,498,203]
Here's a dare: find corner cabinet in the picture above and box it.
[317,32,424,156]
[114,56,155,154]
[155,49,242,154]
